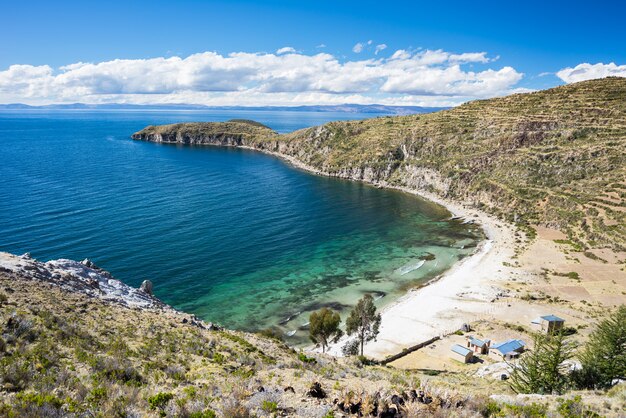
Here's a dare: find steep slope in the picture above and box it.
[134,78,626,252]
[1,252,622,417]
[0,253,503,417]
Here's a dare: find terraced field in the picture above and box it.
[135,78,626,252]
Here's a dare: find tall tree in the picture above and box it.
[576,304,626,389]
[509,332,575,395]
[346,294,381,356]
[309,308,343,353]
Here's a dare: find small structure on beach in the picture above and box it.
[531,314,565,335]
[490,339,526,360]
[450,344,474,363]
[466,336,491,354]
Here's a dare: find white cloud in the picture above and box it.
[390,50,411,60]
[375,44,387,55]
[352,43,364,53]
[276,46,296,55]
[0,49,524,106]
[556,62,626,83]
[316,44,326,49]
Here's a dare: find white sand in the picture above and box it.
[239,145,520,360]
[326,189,518,359]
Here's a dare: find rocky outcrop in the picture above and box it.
[0,252,165,310]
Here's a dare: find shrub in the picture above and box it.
[261,400,278,413]
[189,411,217,418]
[298,351,316,364]
[212,352,225,364]
[148,392,174,414]
[557,395,601,418]
[341,339,359,356]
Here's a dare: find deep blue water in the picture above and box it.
[0,110,481,341]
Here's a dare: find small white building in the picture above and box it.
[531,314,565,335]
[450,344,474,363]
[466,336,491,354]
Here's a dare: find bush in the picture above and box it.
[342,339,359,356]
[257,328,283,342]
[189,411,217,418]
[261,400,278,413]
[298,351,316,364]
[557,395,602,418]
[94,356,143,385]
[148,392,174,415]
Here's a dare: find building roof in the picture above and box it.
[491,339,526,355]
[451,344,473,356]
[469,337,487,347]
[540,314,564,322]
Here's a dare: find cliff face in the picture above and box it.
[133,79,626,251]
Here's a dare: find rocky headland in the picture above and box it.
[132,78,626,359]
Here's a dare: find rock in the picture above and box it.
[206,322,223,331]
[306,382,326,399]
[257,386,265,392]
[21,252,32,259]
[139,280,153,295]
[390,394,404,407]
[378,405,397,418]
[81,258,96,268]
[182,318,188,324]
[284,386,295,393]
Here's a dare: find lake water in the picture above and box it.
[0,109,482,343]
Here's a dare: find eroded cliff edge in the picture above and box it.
[133,78,626,252]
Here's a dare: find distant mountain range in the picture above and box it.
[0,102,445,115]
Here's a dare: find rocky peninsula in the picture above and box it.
[132,78,626,359]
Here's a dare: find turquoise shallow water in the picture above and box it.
[0,110,482,343]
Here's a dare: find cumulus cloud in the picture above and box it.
[352,43,365,53]
[276,46,296,55]
[375,44,387,55]
[556,62,626,83]
[0,48,524,106]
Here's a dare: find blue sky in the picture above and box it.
[1,0,625,106]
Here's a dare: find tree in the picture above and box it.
[575,304,626,389]
[346,294,381,356]
[309,308,343,353]
[509,332,575,395]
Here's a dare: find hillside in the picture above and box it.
[1,252,623,417]
[134,78,626,252]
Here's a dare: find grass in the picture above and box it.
[136,78,626,253]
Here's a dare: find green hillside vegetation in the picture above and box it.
[135,77,626,252]
[3,265,625,417]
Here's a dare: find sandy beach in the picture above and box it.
[242,145,523,359]
[234,144,624,361]
[326,187,520,359]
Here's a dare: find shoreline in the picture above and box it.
[234,143,519,359]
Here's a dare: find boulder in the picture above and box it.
[306,382,326,399]
[139,280,153,295]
